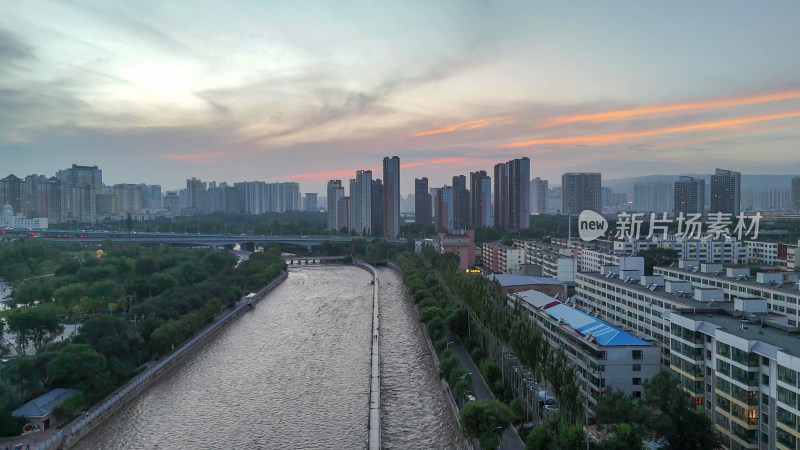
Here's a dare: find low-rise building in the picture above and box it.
[510,289,660,412]
[482,242,524,274]
[12,388,77,432]
[610,235,747,265]
[528,249,577,283]
[579,250,645,274]
[437,229,475,270]
[488,273,567,298]
[747,241,780,266]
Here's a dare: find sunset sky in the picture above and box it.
[2,1,800,193]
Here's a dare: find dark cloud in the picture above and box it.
[0,27,33,75]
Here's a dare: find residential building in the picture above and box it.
[510,290,660,411]
[304,193,318,211]
[528,249,577,283]
[114,184,143,214]
[349,170,372,236]
[469,171,492,227]
[414,177,431,229]
[654,264,800,327]
[674,176,705,216]
[0,174,24,215]
[743,187,792,211]
[164,191,180,216]
[792,177,800,211]
[488,273,567,298]
[383,156,400,238]
[633,182,673,213]
[337,196,351,231]
[601,235,747,265]
[494,157,530,231]
[327,180,344,230]
[140,184,162,211]
[437,229,476,270]
[435,186,454,233]
[710,168,741,216]
[452,175,469,230]
[562,172,601,215]
[0,204,48,229]
[747,241,780,266]
[371,180,384,235]
[579,250,645,274]
[482,242,525,274]
[531,177,548,215]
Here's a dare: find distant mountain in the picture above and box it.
[600,174,798,194]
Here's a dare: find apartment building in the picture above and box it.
[669,310,800,450]
[608,236,747,265]
[579,250,645,274]
[654,264,800,327]
[489,273,567,298]
[510,289,660,411]
[438,229,476,270]
[481,242,524,274]
[747,241,780,266]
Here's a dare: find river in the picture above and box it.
[75,265,459,449]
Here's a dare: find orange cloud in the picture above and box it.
[413,115,513,137]
[156,151,228,161]
[538,89,800,128]
[499,111,800,149]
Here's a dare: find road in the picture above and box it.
[449,334,526,450]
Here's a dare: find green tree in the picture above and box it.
[7,307,64,354]
[52,391,84,427]
[637,248,679,275]
[597,423,645,450]
[643,371,721,450]
[46,344,113,401]
[460,399,512,449]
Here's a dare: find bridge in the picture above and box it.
[2,229,406,248]
[284,256,348,265]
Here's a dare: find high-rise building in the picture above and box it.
[139,184,162,211]
[0,174,23,214]
[561,172,601,215]
[494,157,530,231]
[304,193,318,211]
[452,175,469,230]
[674,176,705,216]
[59,164,102,222]
[633,182,673,213]
[435,186,454,233]
[710,168,741,216]
[414,178,432,229]
[114,184,143,213]
[383,156,400,238]
[43,177,64,223]
[186,177,207,215]
[164,191,180,216]
[371,180,384,235]
[530,177,548,215]
[349,170,372,236]
[793,177,800,211]
[469,171,492,227]
[337,196,350,231]
[327,180,344,230]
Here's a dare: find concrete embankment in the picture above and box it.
[39,271,289,450]
[355,261,381,450]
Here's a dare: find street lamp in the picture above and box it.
[446,341,455,348]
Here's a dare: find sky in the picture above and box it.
[2,1,800,193]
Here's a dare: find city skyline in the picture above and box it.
[2,2,800,193]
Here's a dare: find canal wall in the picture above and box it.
[41,271,289,450]
[355,261,381,450]
[386,261,468,449]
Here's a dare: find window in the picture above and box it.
[632,391,642,398]
[633,378,642,385]
[632,350,643,360]
[633,364,641,372]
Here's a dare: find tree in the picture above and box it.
[460,399,512,449]
[597,423,645,450]
[637,248,679,275]
[594,388,647,426]
[46,344,113,401]
[52,391,84,427]
[7,307,64,354]
[643,371,721,450]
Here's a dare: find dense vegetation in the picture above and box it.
[0,240,285,436]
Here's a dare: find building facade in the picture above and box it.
[383,156,400,238]
[674,176,705,216]
[710,168,741,216]
[562,172,601,215]
[469,170,492,227]
[414,177,431,229]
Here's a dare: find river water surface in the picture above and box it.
[75,265,459,449]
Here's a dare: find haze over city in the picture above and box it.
[2,1,800,192]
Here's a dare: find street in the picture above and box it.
[449,334,526,450]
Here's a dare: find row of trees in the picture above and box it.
[0,240,286,436]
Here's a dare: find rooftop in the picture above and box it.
[580,271,731,311]
[544,303,652,347]
[513,289,562,309]
[675,311,800,356]
[656,266,800,295]
[12,388,77,418]
[489,274,565,287]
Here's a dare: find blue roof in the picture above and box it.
[12,388,78,418]
[544,304,651,347]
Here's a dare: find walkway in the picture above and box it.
[449,335,526,450]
